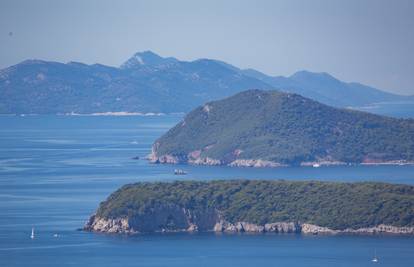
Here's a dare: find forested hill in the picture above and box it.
[90,180,414,232]
[151,90,414,166]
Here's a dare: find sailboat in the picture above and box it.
[30,228,35,239]
[372,249,379,263]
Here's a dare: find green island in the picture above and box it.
[85,180,414,235]
[149,90,414,167]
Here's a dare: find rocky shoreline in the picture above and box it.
[84,215,414,235]
[147,150,414,168]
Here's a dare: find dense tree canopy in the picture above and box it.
[97,180,414,230]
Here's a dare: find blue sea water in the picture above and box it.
[0,115,413,267]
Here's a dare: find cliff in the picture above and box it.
[149,90,414,167]
[84,180,414,235]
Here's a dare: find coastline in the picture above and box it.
[85,215,414,236]
[148,151,414,168]
[61,111,166,116]
[0,112,185,117]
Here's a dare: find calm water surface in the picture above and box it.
[1,115,413,266]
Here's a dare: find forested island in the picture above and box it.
[149,90,414,167]
[85,180,414,235]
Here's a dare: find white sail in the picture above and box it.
[30,228,35,239]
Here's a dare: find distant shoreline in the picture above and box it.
[0,112,185,117]
[62,111,166,116]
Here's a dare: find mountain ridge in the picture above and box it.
[1,51,412,116]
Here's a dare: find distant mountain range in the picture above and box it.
[150,90,414,166]
[0,51,413,116]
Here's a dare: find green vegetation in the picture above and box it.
[154,90,414,164]
[97,180,414,230]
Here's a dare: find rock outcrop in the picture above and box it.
[342,224,414,234]
[300,223,414,235]
[84,215,132,234]
[85,215,414,235]
[85,205,220,234]
[211,221,301,233]
[264,222,300,233]
[228,159,286,168]
[148,149,286,168]
[188,157,222,166]
[301,223,337,234]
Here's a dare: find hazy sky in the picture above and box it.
[1,0,413,95]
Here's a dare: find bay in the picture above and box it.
[1,115,413,267]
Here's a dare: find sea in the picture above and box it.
[0,114,413,267]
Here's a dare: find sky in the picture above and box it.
[1,0,413,95]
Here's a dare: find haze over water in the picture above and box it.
[1,115,414,266]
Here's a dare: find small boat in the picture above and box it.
[174,169,187,175]
[30,228,35,239]
[53,233,59,238]
[312,163,321,168]
[372,250,379,263]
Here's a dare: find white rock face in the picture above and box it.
[148,153,179,164]
[156,154,180,164]
[85,215,133,234]
[203,104,211,113]
[228,159,286,168]
[85,214,414,235]
[187,224,198,232]
[84,202,414,236]
[264,222,300,233]
[301,223,414,235]
[149,142,289,168]
[213,221,287,233]
[147,143,180,164]
[239,222,265,232]
[301,223,337,234]
[342,224,414,234]
[188,157,222,166]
